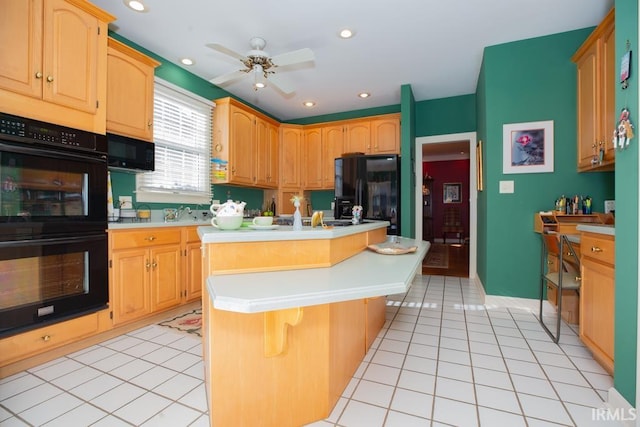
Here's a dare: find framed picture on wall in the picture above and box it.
[503,120,554,174]
[443,183,461,203]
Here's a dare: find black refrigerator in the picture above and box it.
[334,154,400,235]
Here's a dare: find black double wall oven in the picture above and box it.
[0,113,109,338]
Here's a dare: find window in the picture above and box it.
[136,78,212,204]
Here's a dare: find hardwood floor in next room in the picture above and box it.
[423,243,469,278]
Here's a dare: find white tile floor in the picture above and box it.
[0,274,622,426]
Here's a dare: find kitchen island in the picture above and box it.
[198,222,429,426]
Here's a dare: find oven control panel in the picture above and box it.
[0,112,107,154]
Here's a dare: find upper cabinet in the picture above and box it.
[321,124,345,189]
[572,8,615,172]
[212,97,280,188]
[303,127,323,189]
[0,0,115,133]
[106,37,160,141]
[341,114,401,156]
[344,121,371,154]
[255,116,279,188]
[371,116,401,154]
[279,124,303,189]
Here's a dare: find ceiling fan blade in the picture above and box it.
[210,69,248,86]
[270,48,314,67]
[266,73,295,95]
[206,43,248,61]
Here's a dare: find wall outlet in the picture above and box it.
[118,196,133,209]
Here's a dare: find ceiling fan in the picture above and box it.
[207,37,314,95]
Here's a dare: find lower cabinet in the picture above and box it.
[110,228,182,325]
[0,311,104,368]
[183,227,203,302]
[579,231,615,374]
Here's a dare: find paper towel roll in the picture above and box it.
[107,171,114,216]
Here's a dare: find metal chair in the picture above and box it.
[539,232,581,343]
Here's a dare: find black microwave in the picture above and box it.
[107,133,155,172]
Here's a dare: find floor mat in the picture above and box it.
[157,308,202,337]
[423,243,449,268]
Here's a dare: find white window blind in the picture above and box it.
[136,79,212,204]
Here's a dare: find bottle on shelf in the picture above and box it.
[270,196,276,216]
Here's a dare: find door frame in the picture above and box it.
[414,132,477,279]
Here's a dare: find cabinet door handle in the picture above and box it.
[146,260,151,270]
[35,71,43,79]
[42,335,51,342]
[46,75,54,82]
[147,121,152,128]
[145,236,156,241]
[152,261,158,268]
[591,246,603,253]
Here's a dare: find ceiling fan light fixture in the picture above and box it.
[253,64,266,89]
[123,0,147,12]
[358,92,371,99]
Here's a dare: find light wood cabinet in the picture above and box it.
[106,37,159,141]
[212,97,280,188]
[0,311,101,367]
[255,117,279,188]
[579,231,615,374]
[183,227,202,302]
[109,228,182,325]
[303,127,323,189]
[344,121,371,154]
[321,124,344,189]
[280,124,303,189]
[330,114,400,156]
[0,0,114,133]
[371,116,401,154]
[572,8,615,172]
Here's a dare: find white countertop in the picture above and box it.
[198,220,390,243]
[576,224,615,236]
[206,238,430,313]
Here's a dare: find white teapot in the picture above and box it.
[210,199,246,217]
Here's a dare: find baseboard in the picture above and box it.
[472,275,486,304]
[605,386,637,426]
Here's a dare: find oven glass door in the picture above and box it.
[0,233,108,337]
[0,141,107,239]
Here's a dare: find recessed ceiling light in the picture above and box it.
[339,29,355,39]
[303,101,316,108]
[358,92,370,99]
[180,58,194,66]
[123,0,147,12]
[254,82,266,89]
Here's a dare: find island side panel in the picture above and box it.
[329,299,366,405]
[207,299,332,427]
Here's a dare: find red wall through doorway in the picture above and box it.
[423,159,470,241]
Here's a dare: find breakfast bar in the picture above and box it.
[198,222,429,426]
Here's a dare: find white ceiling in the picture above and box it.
[92,0,613,122]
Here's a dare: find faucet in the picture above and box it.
[176,206,192,221]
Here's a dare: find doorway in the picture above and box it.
[414,132,478,279]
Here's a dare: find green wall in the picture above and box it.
[613,0,638,405]
[477,29,615,299]
[415,94,476,137]
[284,105,400,126]
[400,85,416,238]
